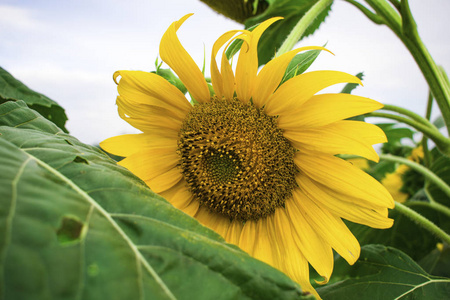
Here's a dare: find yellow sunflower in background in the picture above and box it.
[101,14,394,298]
[382,146,424,202]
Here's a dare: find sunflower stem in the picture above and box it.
[379,153,450,200]
[356,0,450,135]
[394,201,450,245]
[381,104,438,130]
[343,0,384,24]
[367,112,450,155]
[274,0,333,57]
[409,201,450,219]
[421,90,434,168]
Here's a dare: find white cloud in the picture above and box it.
[0,4,45,31]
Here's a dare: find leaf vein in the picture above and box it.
[1,157,31,298]
[26,155,177,300]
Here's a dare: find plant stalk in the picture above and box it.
[275,0,333,57]
[368,112,450,154]
[409,201,450,219]
[395,201,450,245]
[379,153,450,200]
[362,0,450,135]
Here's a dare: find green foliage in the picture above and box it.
[317,245,450,299]
[153,66,188,95]
[377,123,416,157]
[346,204,450,263]
[245,0,332,66]
[342,72,366,121]
[199,0,269,24]
[426,154,450,207]
[0,67,68,132]
[340,72,364,95]
[0,100,307,300]
[418,243,450,278]
[280,49,323,84]
[226,40,324,85]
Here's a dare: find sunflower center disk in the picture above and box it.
[178,98,298,221]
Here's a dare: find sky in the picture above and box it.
[1,0,449,145]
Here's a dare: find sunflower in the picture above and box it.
[101,14,394,298]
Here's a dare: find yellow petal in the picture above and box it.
[119,148,181,193]
[253,46,331,108]
[211,30,243,99]
[149,167,183,193]
[271,209,321,299]
[116,95,182,134]
[194,206,231,238]
[158,179,185,202]
[284,121,386,162]
[170,188,199,217]
[235,17,282,103]
[224,220,244,245]
[382,172,410,203]
[253,216,280,267]
[297,173,394,228]
[159,179,199,217]
[283,197,334,284]
[238,220,258,255]
[221,49,236,100]
[295,152,395,209]
[159,14,210,103]
[265,71,362,116]
[114,70,191,120]
[291,189,361,265]
[100,134,175,157]
[278,93,383,128]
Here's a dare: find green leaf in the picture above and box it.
[377,123,416,156]
[433,115,445,129]
[418,243,450,278]
[153,68,188,95]
[280,49,323,84]
[342,72,366,121]
[199,0,269,24]
[0,66,68,132]
[245,0,332,66]
[0,100,305,300]
[225,23,259,60]
[317,245,450,299]
[340,72,364,95]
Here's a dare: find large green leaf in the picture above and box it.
[245,0,332,66]
[199,0,269,24]
[0,100,306,300]
[418,243,450,278]
[0,67,68,132]
[317,245,450,299]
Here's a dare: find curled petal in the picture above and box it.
[160,14,210,103]
[235,17,282,103]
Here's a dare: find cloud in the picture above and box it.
[0,4,45,31]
